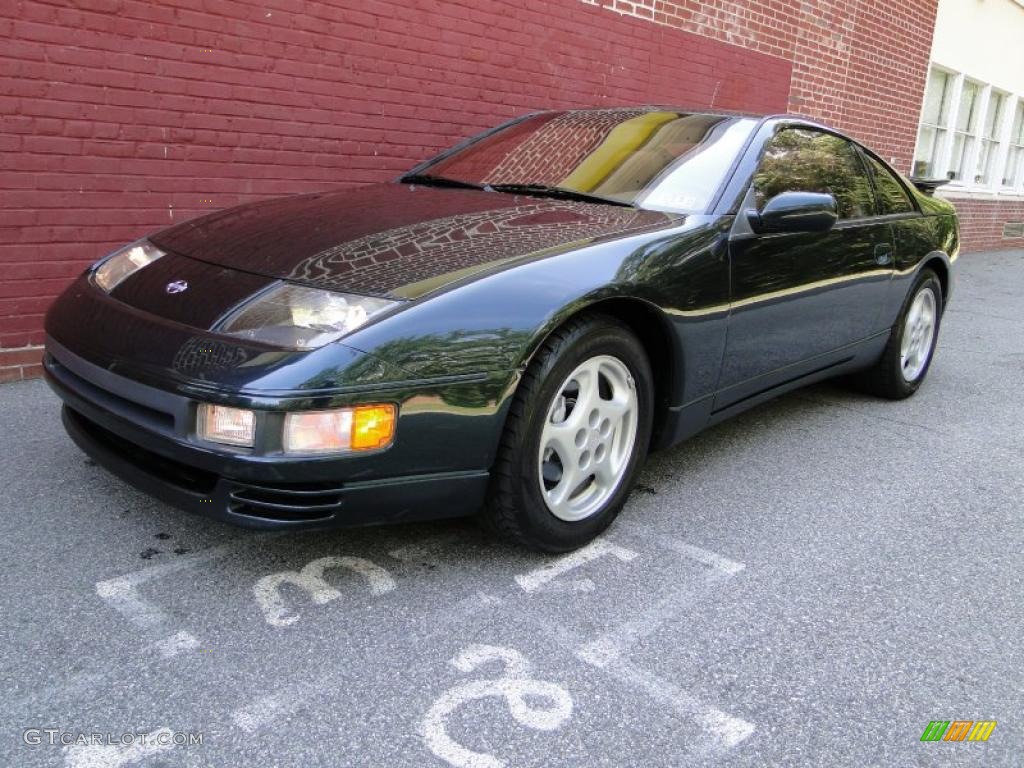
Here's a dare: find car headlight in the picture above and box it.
[216,284,397,349]
[197,403,256,447]
[283,404,397,453]
[93,239,166,292]
[194,402,397,453]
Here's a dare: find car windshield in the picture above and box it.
[407,109,758,213]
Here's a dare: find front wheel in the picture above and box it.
[482,314,654,552]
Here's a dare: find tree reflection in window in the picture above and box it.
[863,153,914,215]
[753,129,875,220]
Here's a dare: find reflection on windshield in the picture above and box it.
[417,109,757,213]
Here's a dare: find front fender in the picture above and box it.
[344,214,733,409]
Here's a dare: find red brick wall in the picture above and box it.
[588,0,938,170]
[830,1,937,171]
[946,197,1024,253]
[7,0,1004,385]
[2,0,794,380]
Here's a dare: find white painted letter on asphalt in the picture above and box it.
[421,644,573,768]
[253,555,396,627]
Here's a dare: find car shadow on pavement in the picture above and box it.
[75,378,868,573]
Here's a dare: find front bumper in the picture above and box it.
[44,340,493,529]
[60,406,488,529]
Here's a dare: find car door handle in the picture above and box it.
[874,243,893,266]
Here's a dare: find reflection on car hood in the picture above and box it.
[149,184,682,299]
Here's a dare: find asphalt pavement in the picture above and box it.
[1,249,1021,767]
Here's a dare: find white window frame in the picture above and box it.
[912,65,956,180]
[999,98,1024,192]
[978,88,1010,186]
[911,64,1024,199]
[947,77,984,185]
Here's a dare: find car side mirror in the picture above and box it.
[746,191,838,234]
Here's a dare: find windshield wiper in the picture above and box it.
[400,177,634,207]
[400,174,485,191]
[487,183,635,207]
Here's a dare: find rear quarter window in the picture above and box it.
[864,154,915,215]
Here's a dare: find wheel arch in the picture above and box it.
[516,295,680,451]
[920,252,950,306]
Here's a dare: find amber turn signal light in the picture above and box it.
[282,403,397,454]
[350,404,397,451]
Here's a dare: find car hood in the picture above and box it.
[149,183,683,299]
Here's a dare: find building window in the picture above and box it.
[1004,100,1024,190]
[914,67,1024,195]
[948,79,982,182]
[913,68,953,178]
[976,91,1006,185]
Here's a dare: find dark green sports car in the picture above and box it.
[44,108,958,551]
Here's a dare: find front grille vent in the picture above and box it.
[227,482,344,521]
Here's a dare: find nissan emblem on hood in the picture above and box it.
[165,280,189,294]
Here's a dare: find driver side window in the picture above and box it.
[754,128,875,220]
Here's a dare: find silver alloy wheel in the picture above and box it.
[537,354,638,522]
[900,286,937,382]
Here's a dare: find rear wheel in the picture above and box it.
[482,314,653,552]
[860,269,943,399]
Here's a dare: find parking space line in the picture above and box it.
[529,613,755,754]
[232,694,287,734]
[517,531,754,754]
[98,538,253,592]
[574,541,740,667]
[94,537,262,629]
[662,541,745,575]
[604,659,754,749]
[388,533,462,566]
[514,538,637,593]
[153,631,200,659]
[63,727,175,768]
[91,536,284,664]
[618,524,746,575]
[573,583,717,669]
[536,577,595,594]
[231,683,315,734]
[95,577,170,630]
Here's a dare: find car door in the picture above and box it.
[715,127,895,409]
[856,147,927,322]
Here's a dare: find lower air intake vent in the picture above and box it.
[227,482,344,522]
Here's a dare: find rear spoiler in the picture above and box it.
[909,177,951,196]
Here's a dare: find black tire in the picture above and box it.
[860,269,943,399]
[481,313,654,552]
